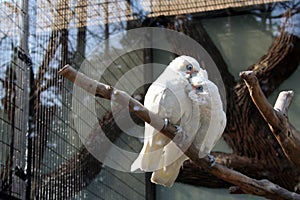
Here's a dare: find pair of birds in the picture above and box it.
[131,55,226,187]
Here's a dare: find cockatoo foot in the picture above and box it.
[173,125,189,148]
[163,118,169,130]
[162,119,187,141]
[174,125,183,135]
[175,125,188,140]
[162,119,187,144]
[208,154,216,167]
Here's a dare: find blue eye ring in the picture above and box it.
[196,85,203,92]
[186,64,193,71]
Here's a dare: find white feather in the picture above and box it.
[131,55,225,188]
[189,75,226,158]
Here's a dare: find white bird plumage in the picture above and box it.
[188,74,227,159]
[131,55,226,187]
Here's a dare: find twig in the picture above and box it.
[59,65,300,200]
[240,70,300,167]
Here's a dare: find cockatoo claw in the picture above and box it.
[174,125,188,144]
[174,125,183,135]
[208,154,216,167]
[163,118,169,130]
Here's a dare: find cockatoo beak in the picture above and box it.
[186,69,198,74]
[185,69,199,79]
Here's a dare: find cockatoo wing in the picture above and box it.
[200,109,226,155]
[150,85,199,187]
[198,102,226,157]
[191,79,226,158]
[131,55,203,187]
[151,105,200,188]
[151,152,188,187]
[131,68,188,172]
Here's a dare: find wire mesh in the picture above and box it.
[1,0,148,199]
[0,1,29,199]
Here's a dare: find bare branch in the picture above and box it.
[59,65,177,138]
[178,152,268,188]
[240,70,300,167]
[59,65,300,200]
[240,71,280,127]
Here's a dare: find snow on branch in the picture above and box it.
[59,65,300,200]
[240,70,300,167]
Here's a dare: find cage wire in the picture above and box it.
[0,0,148,199]
[0,0,28,199]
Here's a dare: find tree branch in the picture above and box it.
[240,70,300,167]
[59,65,300,200]
[240,71,281,127]
[178,152,267,189]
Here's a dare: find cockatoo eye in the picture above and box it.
[186,64,193,71]
[195,85,203,92]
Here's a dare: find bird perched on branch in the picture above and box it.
[188,73,227,160]
[131,55,226,187]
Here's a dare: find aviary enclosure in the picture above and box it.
[0,0,300,199]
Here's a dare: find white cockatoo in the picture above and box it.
[131,56,201,187]
[188,73,227,160]
[131,55,226,188]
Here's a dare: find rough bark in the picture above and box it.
[32,99,144,199]
[241,71,300,167]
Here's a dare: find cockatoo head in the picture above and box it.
[168,55,202,79]
[188,75,211,106]
[193,66,208,79]
[188,74,222,109]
